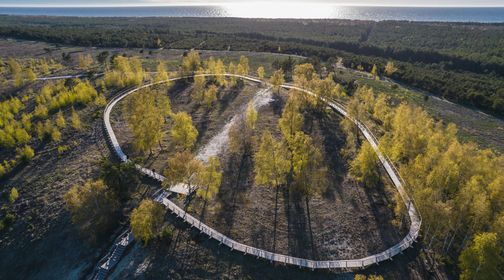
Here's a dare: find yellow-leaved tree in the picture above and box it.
[350,141,380,188]
[196,156,222,202]
[130,199,165,245]
[269,69,285,94]
[170,112,198,151]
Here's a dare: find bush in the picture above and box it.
[160,224,173,241]
[16,145,35,161]
[9,187,19,203]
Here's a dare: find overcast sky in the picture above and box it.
[2,0,504,7]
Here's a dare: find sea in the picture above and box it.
[0,5,504,23]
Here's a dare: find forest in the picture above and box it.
[0,16,503,115]
[0,33,503,278]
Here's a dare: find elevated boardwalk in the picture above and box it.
[97,74,422,277]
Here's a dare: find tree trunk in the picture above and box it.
[445,223,461,253]
[305,195,316,259]
[272,185,280,253]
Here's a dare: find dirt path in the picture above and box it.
[196,87,272,162]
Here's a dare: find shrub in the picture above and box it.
[16,145,35,161]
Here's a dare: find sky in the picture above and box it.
[1,0,504,7]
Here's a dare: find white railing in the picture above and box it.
[102,73,421,270]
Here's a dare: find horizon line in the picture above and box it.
[2,3,504,8]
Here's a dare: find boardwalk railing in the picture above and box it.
[100,73,422,272]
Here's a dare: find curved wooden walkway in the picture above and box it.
[98,73,422,276]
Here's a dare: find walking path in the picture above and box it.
[96,73,422,278]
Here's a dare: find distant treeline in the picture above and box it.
[0,15,503,114]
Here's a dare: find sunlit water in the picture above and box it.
[1,4,504,22]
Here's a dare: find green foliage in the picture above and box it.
[237,55,250,76]
[25,67,37,81]
[70,107,82,130]
[8,58,23,87]
[269,69,285,93]
[160,224,173,241]
[205,57,226,86]
[245,101,257,130]
[384,61,397,76]
[163,151,203,193]
[155,60,169,82]
[202,84,218,108]
[350,142,380,188]
[130,199,165,245]
[104,56,144,88]
[78,54,93,69]
[3,17,504,114]
[278,93,304,143]
[293,63,316,89]
[125,88,166,154]
[192,70,206,102]
[16,145,35,161]
[459,232,503,280]
[55,111,66,128]
[256,66,265,79]
[34,79,98,113]
[0,160,16,178]
[350,84,504,277]
[289,131,327,196]
[94,94,107,107]
[100,159,140,202]
[0,213,16,232]
[196,156,222,201]
[228,118,254,157]
[170,112,198,151]
[34,104,48,119]
[254,131,290,189]
[181,50,201,75]
[63,180,119,241]
[9,187,19,203]
[57,145,69,154]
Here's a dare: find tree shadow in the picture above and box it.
[287,191,314,259]
[218,82,244,115]
[317,112,348,201]
[213,153,253,236]
[362,177,403,253]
